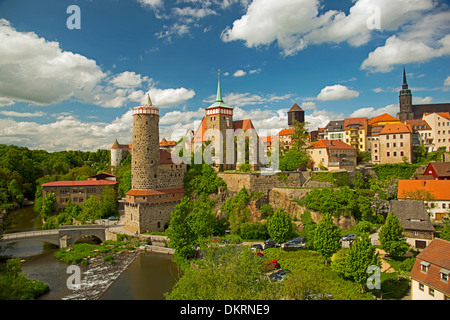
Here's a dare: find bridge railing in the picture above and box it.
[1,229,59,240]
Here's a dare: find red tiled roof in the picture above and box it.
[233,119,255,131]
[379,122,412,135]
[42,180,117,187]
[410,238,450,295]
[192,117,207,144]
[279,128,293,136]
[126,187,185,196]
[344,117,367,130]
[397,180,450,200]
[307,139,355,150]
[424,112,450,120]
[289,103,303,112]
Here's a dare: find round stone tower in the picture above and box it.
[131,94,160,190]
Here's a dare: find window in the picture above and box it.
[429,288,434,297]
[419,283,424,291]
[393,152,397,157]
[386,135,389,140]
[441,270,449,283]
[421,261,430,273]
[387,143,390,147]
[401,151,404,156]
[443,203,447,209]
[387,152,390,157]
[393,135,396,139]
[400,142,404,147]
[400,134,403,139]
[393,143,396,147]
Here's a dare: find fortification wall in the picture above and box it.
[217,171,310,193]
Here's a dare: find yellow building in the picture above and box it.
[344,117,368,152]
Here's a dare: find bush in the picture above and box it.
[102,255,115,264]
[240,222,269,240]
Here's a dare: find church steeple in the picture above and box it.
[402,65,408,90]
[398,65,413,121]
[216,70,223,103]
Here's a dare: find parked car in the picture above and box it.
[108,216,119,221]
[251,244,263,252]
[269,269,291,282]
[283,237,305,248]
[341,233,356,241]
[264,238,277,250]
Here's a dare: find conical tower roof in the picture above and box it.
[207,71,231,109]
[111,139,120,149]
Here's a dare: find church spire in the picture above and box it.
[216,70,223,102]
[402,65,408,90]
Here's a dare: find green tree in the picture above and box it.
[345,233,380,292]
[290,120,310,151]
[279,149,310,171]
[99,185,118,218]
[378,212,409,257]
[313,213,341,264]
[41,192,56,218]
[189,195,216,239]
[267,209,294,249]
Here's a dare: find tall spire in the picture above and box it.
[402,65,408,89]
[216,69,223,102]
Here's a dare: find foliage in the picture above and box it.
[221,187,251,234]
[184,164,226,196]
[298,211,316,249]
[54,243,111,264]
[378,212,409,257]
[237,163,251,172]
[440,221,450,241]
[310,171,349,186]
[240,222,269,240]
[279,149,310,172]
[0,258,49,300]
[299,186,357,218]
[267,209,294,246]
[372,163,420,180]
[165,245,280,300]
[259,203,274,218]
[313,213,341,263]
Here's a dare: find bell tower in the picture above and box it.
[398,66,414,121]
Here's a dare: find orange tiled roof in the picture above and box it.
[126,188,185,197]
[307,139,354,150]
[344,117,367,130]
[368,113,399,125]
[289,103,303,112]
[192,117,207,143]
[379,122,412,135]
[397,180,450,200]
[410,238,450,295]
[42,180,117,187]
[424,112,450,120]
[279,128,293,136]
[233,119,255,131]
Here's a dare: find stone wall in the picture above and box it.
[218,171,310,193]
[157,164,186,189]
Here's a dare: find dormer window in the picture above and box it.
[441,269,450,283]
[420,261,430,273]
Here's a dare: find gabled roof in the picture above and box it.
[389,200,435,232]
[425,162,450,178]
[279,128,293,136]
[307,139,355,150]
[368,113,399,125]
[379,122,412,135]
[233,119,255,131]
[397,180,450,200]
[344,117,367,130]
[410,238,450,295]
[404,119,431,132]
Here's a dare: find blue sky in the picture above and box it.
[0,0,449,151]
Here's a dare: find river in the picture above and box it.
[1,205,180,300]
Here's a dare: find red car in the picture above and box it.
[263,259,280,271]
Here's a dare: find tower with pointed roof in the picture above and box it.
[288,103,305,128]
[398,66,414,121]
[205,72,235,169]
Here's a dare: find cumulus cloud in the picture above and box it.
[233,70,246,77]
[110,71,149,89]
[221,0,437,56]
[0,19,106,106]
[349,104,398,118]
[300,101,316,110]
[316,84,359,101]
[413,96,433,104]
[306,110,345,131]
[444,76,450,86]
[0,110,46,118]
[147,87,196,108]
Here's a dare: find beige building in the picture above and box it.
[344,117,367,152]
[410,238,450,300]
[422,112,450,152]
[306,139,357,172]
[375,122,413,164]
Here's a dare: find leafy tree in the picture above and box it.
[222,187,251,234]
[345,233,380,292]
[440,220,450,241]
[279,149,310,171]
[189,195,216,239]
[41,192,56,218]
[267,208,294,249]
[290,120,310,151]
[378,212,409,257]
[313,212,341,264]
[99,185,118,218]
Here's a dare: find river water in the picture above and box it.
[1,205,180,300]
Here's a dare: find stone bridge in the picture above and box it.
[0,225,107,248]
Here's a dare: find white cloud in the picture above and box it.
[0,110,46,117]
[317,84,359,101]
[172,6,217,18]
[349,104,398,118]
[444,76,450,86]
[413,96,433,104]
[0,19,106,106]
[137,0,163,9]
[233,70,246,77]
[147,87,196,108]
[221,0,437,56]
[306,110,345,131]
[160,108,204,125]
[300,101,316,110]
[110,71,149,89]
